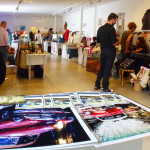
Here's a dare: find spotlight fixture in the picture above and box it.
[89,0,93,5]
[98,0,102,2]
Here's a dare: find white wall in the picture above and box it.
[62,0,150,38]
[0,14,62,33]
[96,0,150,31]
[62,6,96,38]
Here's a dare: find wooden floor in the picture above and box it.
[0,54,150,150]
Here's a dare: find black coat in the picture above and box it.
[142,9,150,30]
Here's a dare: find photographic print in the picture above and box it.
[112,94,129,104]
[17,96,43,108]
[44,95,53,107]
[75,94,150,147]
[52,98,73,107]
[71,95,82,105]
[51,94,73,107]
[0,106,97,149]
[77,93,106,106]
[101,94,120,104]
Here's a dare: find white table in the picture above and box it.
[11,42,19,59]
[51,42,62,55]
[26,54,47,80]
[61,43,77,60]
[43,41,51,52]
[78,47,90,67]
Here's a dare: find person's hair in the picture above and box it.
[108,13,118,21]
[38,30,40,33]
[49,28,53,31]
[137,36,148,53]
[128,22,137,30]
[93,37,97,42]
[1,21,6,26]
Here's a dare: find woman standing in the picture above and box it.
[35,30,42,50]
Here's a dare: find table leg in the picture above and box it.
[42,65,45,78]
[122,70,124,86]
[28,65,31,80]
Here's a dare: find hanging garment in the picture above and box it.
[144,33,150,51]
[142,9,150,30]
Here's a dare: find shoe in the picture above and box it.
[102,88,113,92]
[94,86,101,90]
[5,78,8,81]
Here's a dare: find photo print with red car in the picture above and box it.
[0,105,97,149]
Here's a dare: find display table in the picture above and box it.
[78,47,90,67]
[0,92,150,150]
[61,43,69,60]
[43,41,51,52]
[52,139,142,150]
[51,42,62,55]
[26,54,47,80]
[11,41,19,58]
[61,43,77,60]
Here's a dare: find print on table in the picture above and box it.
[52,98,73,107]
[70,95,82,105]
[43,95,53,107]
[112,94,129,104]
[18,98,43,108]
[79,95,106,106]
[101,94,120,104]
[0,106,97,149]
[75,95,150,147]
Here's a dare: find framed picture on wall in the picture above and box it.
[18,25,26,31]
[117,13,125,31]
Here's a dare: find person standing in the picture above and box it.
[94,13,118,92]
[13,31,19,40]
[35,30,42,50]
[0,21,10,85]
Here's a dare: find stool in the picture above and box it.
[119,68,135,86]
[6,65,17,74]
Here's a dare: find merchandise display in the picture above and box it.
[0,106,97,149]
[0,96,25,105]
[120,58,135,69]
[0,92,150,150]
[51,94,73,107]
[75,92,150,147]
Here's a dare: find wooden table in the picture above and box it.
[26,54,47,80]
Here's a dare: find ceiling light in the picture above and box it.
[89,0,93,5]
[24,0,34,2]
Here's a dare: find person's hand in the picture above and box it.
[124,50,130,54]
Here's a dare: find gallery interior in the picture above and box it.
[0,0,150,150]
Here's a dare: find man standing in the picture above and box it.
[94,13,118,92]
[0,21,10,85]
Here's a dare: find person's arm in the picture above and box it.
[4,31,10,46]
[110,28,118,46]
[114,36,122,46]
[124,33,133,53]
[97,28,101,43]
[132,48,143,53]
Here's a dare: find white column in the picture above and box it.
[54,15,57,33]
[94,7,97,36]
[80,5,83,42]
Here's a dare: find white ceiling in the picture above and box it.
[0,0,117,16]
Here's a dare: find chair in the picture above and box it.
[119,68,135,86]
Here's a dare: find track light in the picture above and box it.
[90,0,93,5]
